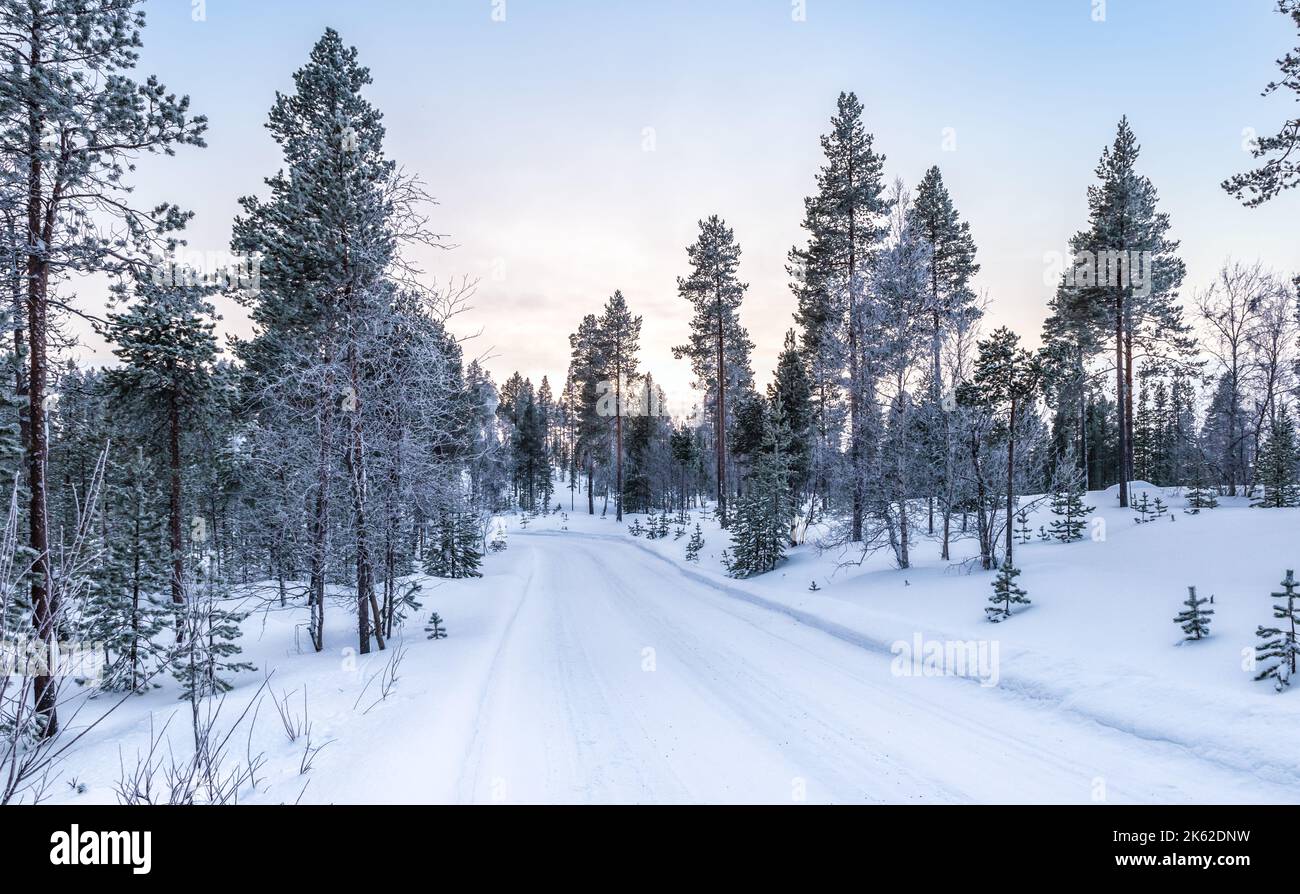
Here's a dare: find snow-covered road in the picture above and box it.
[453,531,1293,804]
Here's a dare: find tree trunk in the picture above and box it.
[1005,400,1017,567]
[1124,327,1135,488]
[586,457,594,515]
[1077,344,1089,489]
[25,14,57,734]
[715,298,728,528]
[347,342,383,654]
[308,362,334,654]
[1114,287,1129,507]
[615,371,624,522]
[929,306,942,537]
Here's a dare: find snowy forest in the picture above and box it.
[0,0,1299,808]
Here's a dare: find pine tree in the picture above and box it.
[987,562,1029,623]
[685,524,704,562]
[1252,408,1300,507]
[727,399,794,578]
[597,291,642,523]
[0,0,207,735]
[1133,491,1153,523]
[1184,451,1220,513]
[426,511,483,579]
[232,28,431,657]
[1174,586,1214,641]
[568,314,610,517]
[170,577,255,703]
[425,612,447,641]
[793,94,892,543]
[1223,1,1300,207]
[104,275,219,620]
[1073,118,1191,509]
[768,330,814,502]
[670,426,697,517]
[1049,472,1095,542]
[673,216,754,529]
[85,448,169,693]
[1255,569,1300,691]
[1015,509,1032,544]
[913,165,981,555]
[961,327,1042,568]
[654,511,670,540]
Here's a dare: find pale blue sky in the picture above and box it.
[96,0,1299,402]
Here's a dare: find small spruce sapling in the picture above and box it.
[685,524,704,562]
[1049,475,1094,542]
[987,562,1029,623]
[1016,509,1032,545]
[654,512,670,540]
[1174,586,1214,641]
[425,612,447,641]
[1133,492,1152,523]
[1255,569,1300,691]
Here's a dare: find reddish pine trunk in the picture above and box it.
[25,12,57,735]
[715,304,727,528]
[1114,287,1129,507]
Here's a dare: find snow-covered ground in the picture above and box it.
[38,486,1300,804]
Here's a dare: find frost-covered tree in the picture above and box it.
[233,29,447,655]
[1195,262,1276,496]
[0,0,206,734]
[791,92,891,542]
[912,166,979,548]
[103,277,219,619]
